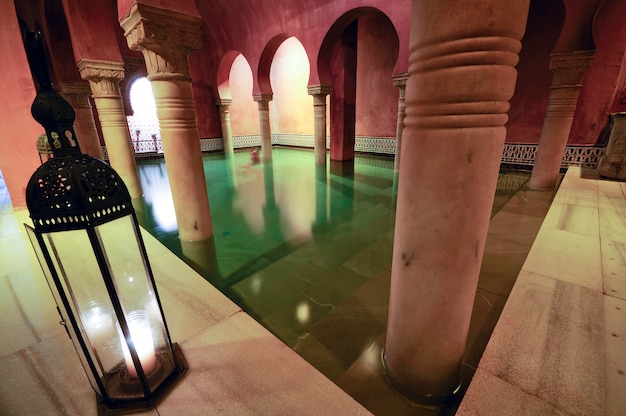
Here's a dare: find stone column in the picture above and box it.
[307,85,332,164]
[77,59,143,199]
[392,73,408,172]
[58,82,104,160]
[254,93,273,161]
[383,0,530,405]
[597,112,626,180]
[529,50,594,190]
[216,98,234,157]
[121,3,213,241]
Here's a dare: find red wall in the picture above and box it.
[506,0,564,144]
[356,13,399,138]
[0,0,44,208]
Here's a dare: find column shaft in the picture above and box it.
[78,60,143,199]
[384,0,530,405]
[308,85,332,165]
[254,93,273,161]
[121,3,212,242]
[217,98,234,157]
[529,50,594,190]
[152,79,213,240]
[392,74,408,172]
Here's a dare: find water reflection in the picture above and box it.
[136,148,396,284]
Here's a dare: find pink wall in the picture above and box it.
[229,55,260,136]
[0,0,45,208]
[355,13,399,138]
[269,37,313,135]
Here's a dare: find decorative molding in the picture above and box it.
[103,132,606,170]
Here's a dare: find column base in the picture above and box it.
[380,347,462,408]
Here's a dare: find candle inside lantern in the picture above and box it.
[120,311,157,378]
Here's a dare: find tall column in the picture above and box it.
[529,50,594,190]
[254,93,273,161]
[216,98,234,157]
[307,85,332,164]
[58,82,104,160]
[78,59,143,199]
[383,0,530,406]
[392,73,408,172]
[121,3,213,241]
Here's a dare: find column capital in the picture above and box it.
[392,73,408,88]
[77,59,125,96]
[215,98,232,107]
[58,81,92,107]
[253,93,273,103]
[549,50,595,87]
[120,3,202,81]
[307,85,332,96]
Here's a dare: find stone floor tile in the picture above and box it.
[604,295,626,416]
[523,228,602,291]
[458,368,571,416]
[479,270,605,416]
[541,202,599,237]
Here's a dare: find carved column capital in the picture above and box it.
[392,73,408,88]
[307,85,332,96]
[58,82,92,107]
[120,3,202,81]
[253,93,273,103]
[549,50,595,87]
[77,59,125,96]
[216,98,232,107]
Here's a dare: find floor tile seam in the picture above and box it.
[517,266,605,298]
[468,366,579,416]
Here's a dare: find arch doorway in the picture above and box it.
[126,77,161,154]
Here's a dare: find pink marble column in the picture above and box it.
[77,59,143,199]
[392,74,408,172]
[216,98,234,157]
[254,93,273,161]
[307,85,332,164]
[121,3,213,241]
[383,0,530,405]
[529,50,594,190]
[58,82,104,160]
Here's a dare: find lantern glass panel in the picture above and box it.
[25,225,101,395]
[94,214,175,390]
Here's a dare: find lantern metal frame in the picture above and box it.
[22,31,187,415]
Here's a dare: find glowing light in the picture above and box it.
[295,301,310,324]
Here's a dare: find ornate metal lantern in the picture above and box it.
[22,31,186,414]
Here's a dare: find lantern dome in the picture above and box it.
[26,154,133,232]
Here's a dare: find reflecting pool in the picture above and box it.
[136,147,530,350]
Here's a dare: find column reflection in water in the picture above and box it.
[136,149,393,282]
[313,163,329,234]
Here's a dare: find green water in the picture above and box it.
[137,147,398,283]
[136,147,530,348]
